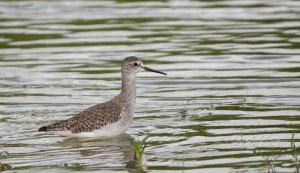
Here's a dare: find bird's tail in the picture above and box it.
[38,126,48,131]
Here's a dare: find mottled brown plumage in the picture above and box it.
[42,100,123,133]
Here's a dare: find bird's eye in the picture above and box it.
[133,62,139,66]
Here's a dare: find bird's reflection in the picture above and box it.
[56,134,133,159]
[54,134,146,173]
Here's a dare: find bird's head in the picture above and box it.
[122,56,167,75]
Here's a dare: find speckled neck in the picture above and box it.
[120,70,136,104]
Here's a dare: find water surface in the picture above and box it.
[0,0,300,172]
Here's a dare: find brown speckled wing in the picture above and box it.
[43,101,123,133]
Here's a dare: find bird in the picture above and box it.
[38,56,167,137]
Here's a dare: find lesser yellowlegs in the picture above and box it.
[38,56,166,137]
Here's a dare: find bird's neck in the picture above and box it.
[120,72,136,102]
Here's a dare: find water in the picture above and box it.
[0,0,300,172]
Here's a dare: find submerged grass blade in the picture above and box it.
[128,134,150,166]
[291,130,299,173]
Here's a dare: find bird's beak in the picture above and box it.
[142,64,167,75]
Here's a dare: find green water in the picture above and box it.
[0,0,300,172]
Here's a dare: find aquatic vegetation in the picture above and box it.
[240,128,244,141]
[179,98,217,119]
[179,89,249,120]
[128,135,149,165]
[179,98,193,119]
[252,131,300,173]
[0,151,12,172]
[0,151,9,159]
[239,89,248,106]
[127,135,150,172]
[263,151,280,173]
[291,131,299,173]
[253,147,280,173]
[0,163,12,172]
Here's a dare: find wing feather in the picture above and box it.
[39,101,123,133]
